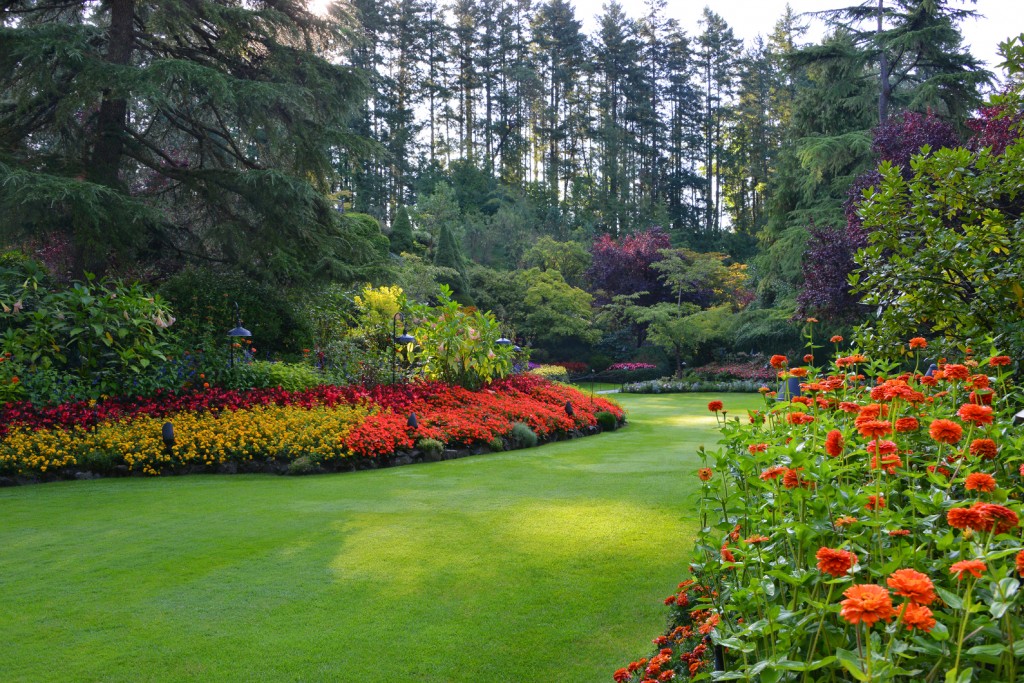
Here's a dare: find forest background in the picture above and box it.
[2,0,1021,379]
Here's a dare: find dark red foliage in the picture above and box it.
[797,222,868,322]
[967,104,1024,155]
[587,227,671,304]
[871,111,960,172]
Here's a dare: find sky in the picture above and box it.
[572,0,1019,77]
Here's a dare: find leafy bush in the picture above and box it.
[692,356,776,382]
[416,438,444,458]
[286,455,320,475]
[594,411,617,432]
[509,422,538,448]
[623,378,766,394]
[530,365,570,383]
[487,436,505,451]
[224,361,322,392]
[616,346,1024,682]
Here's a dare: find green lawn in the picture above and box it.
[0,392,761,683]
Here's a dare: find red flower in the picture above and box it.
[908,337,927,349]
[964,472,997,493]
[886,568,936,605]
[943,364,970,381]
[894,417,919,433]
[947,506,983,530]
[857,420,891,440]
[865,495,885,511]
[973,503,1019,535]
[698,468,713,481]
[840,584,896,626]
[989,355,1012,367]
[744,534,770,544]
[816,547,857,576]
[787,412,814,425]
[888,529,910,537]
[871,453,903,474]
[902,603,936,632]
[1016,550,1024,578]
[770,354,788,369]
[721,547,735,563]
[831,335,844,343]
[707,400,723,412]
[825,430,844,457]
[783,467,807,489]
[614,668,631,682]
[835,516,858,527]
[760,466,786,481]
[957,403,993,426]
[748,443,768,454]
[949,559,986,581]
[929,419,963,445]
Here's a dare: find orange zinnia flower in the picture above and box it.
[871,453,903,474]
[707,400,723,412]
[973,503,1019,535]
[969,438,998,459]
[760,466,786,481]
[957,403,993,426]
[947,506,983,530]
[902,603,936,632]
[949,559,986,581]
[782,467,804,489]
[929,419,963,444]
[744,534,770,544]
[816,547,857,576]
[831,335,844,343]
[748,443,768,454]
[964,472,996,493]
[698,468,713,481]
[888,529,910,537]
[943,364,970,380]
[720,547,735,563]
[894,417,919,433]
[989,355,1011,367]
[1016,550,1024,578]
[770,354,788,369]
[865,495,885,511]
[908,337,927,349]
[886,568,936,605]
[825,429,844,457]
[857,420,891,440]
[835,516,858,527]
[839,584,896,626]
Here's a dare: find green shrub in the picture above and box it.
[529,365,570,383]
[286,455,319,475]
[487,436,505,452]
[594,411,617,432]
[416,438,444,457]
[225,361,321,392]
[509,422,538,448]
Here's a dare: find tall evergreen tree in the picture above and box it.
[389,205,416,254]
[0,0,388,283]
[434,221,471,301]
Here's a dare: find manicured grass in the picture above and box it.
[0,392,762,682]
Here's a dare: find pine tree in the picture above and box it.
[389,206,416,254]
[0,1,389,283]
[433,222,471,302]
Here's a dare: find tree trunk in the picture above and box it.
[877,0,890,123]
[89,0,135,188]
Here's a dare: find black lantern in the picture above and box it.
[407,413,419,429]
[392,311,416,384]
[227,302,251,368]
[564,400,574,417]
[161,422,175,449]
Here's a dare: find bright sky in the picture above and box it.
[573,0,1019,77]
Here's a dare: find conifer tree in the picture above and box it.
[389,206,415,254]
[0,1,389,283]
[433,221,471,302]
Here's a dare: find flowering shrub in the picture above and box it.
[616,342,1023,682]
[608,362,658,372]
[551,361,589,375]
[692,358,776,383]
[530,365,571,383]
[0,375,623,479]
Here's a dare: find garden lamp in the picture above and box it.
[161,422,175,449]
[227,302,251,368]
[392,311,415,384]
[564,400,574,417]
[496,337,512,347]
[408,413,419,429]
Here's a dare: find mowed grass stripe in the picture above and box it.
[0,392,762,682]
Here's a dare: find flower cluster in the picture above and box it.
[0,375,623,478]
[616,345,1022,682]
[608,362,658,371]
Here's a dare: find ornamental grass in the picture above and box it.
[615,341,1023,683]
[0,375,623,478]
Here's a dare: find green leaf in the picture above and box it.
[935,586,962,610]
[835,648,869,682]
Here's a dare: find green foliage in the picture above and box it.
[224,361,322,392]
[0,258,176,394]
[487,436,505,452]
[725,306,803,354]
[852,143,1024,360]
[433,223,471,303]
[509,421,538,448]
[415,438,445,457]
[389,206,415,254]
[518,268,598,347]
[408,285,514,389]
[521,237,591,288]
[394,254,461,305]
[594,411,618,431]
[286,456,321,476]
[529,365,570,383]
[159,267,306,356]
[0,4,389,284]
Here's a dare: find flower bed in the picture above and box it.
[615,346,1022,682]
[692,358,777,383]
[0,375,624,481]
[623,379,766,394]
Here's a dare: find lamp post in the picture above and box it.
[392,311,415,384]
[227,302,251,368]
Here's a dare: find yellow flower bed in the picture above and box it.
[0,403,372,476]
